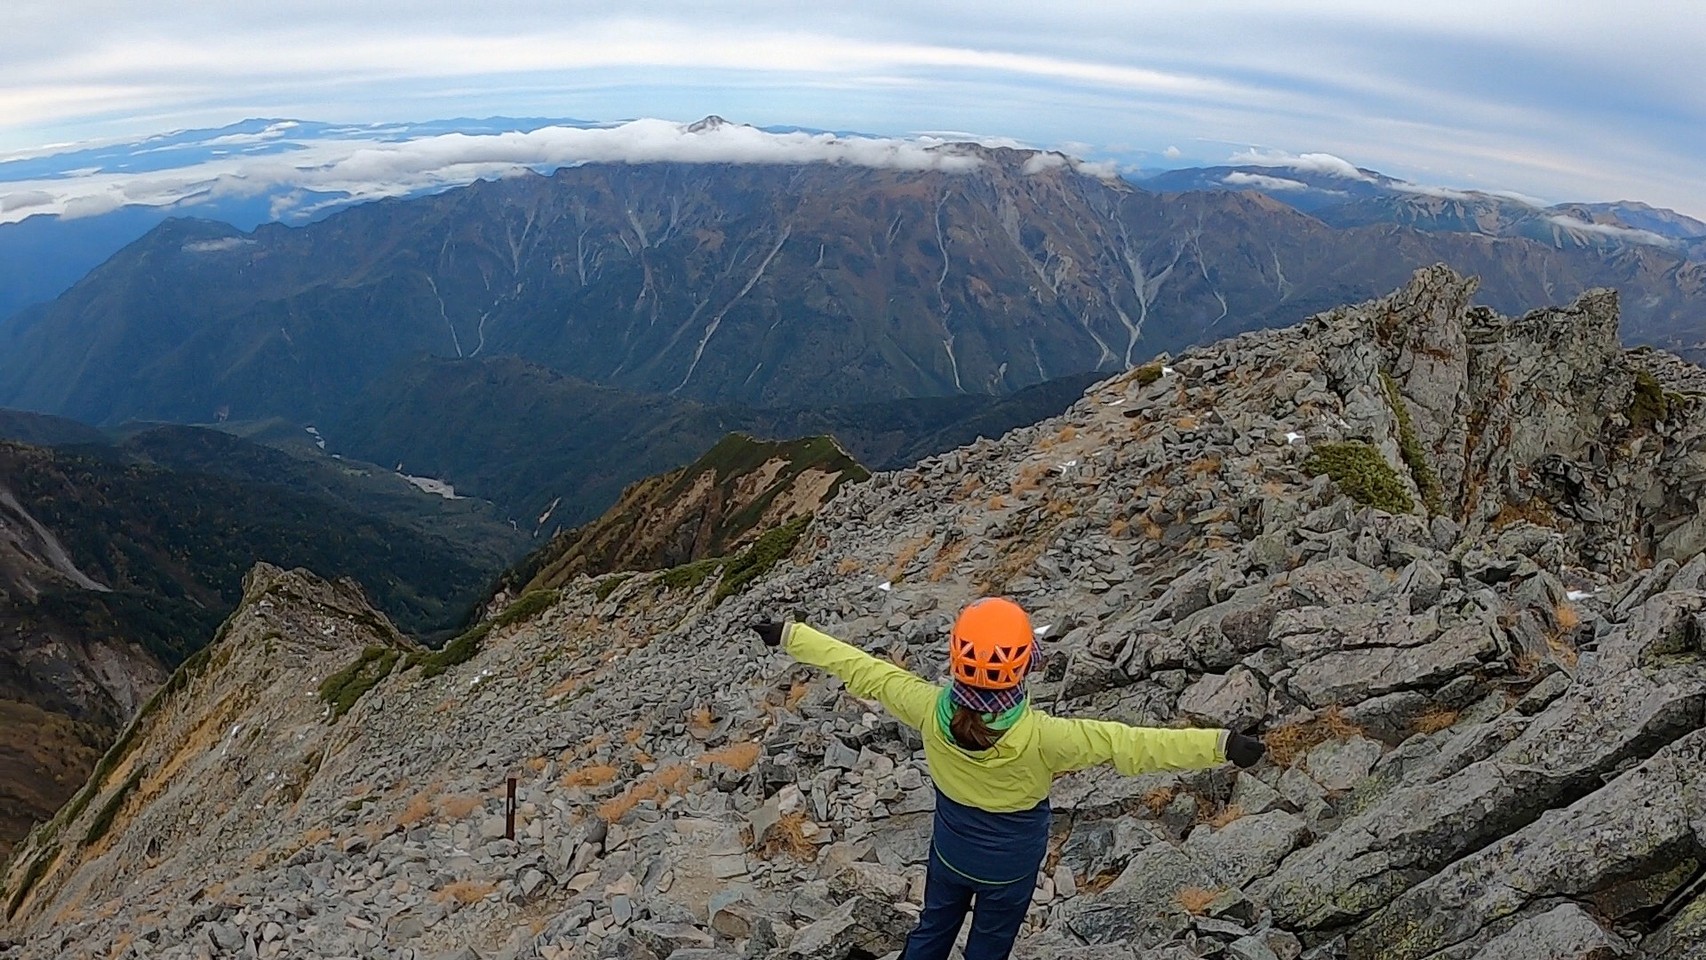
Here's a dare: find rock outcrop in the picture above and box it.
[3,267,1704,960]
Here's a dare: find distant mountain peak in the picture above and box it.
[686,115,735,134]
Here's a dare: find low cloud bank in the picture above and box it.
[1229,148,1373,182]
[1544,215,1673,247]
[1223,171,1309,191]
[1,118,1006,225]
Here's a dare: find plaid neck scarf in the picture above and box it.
[936,686,1027,739]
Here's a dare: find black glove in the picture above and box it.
[1226,732,1266,768]
[750,621,786,648]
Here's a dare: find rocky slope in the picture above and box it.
[0,433,516,858]
[507,434,867,596]
[4,267,1705,960]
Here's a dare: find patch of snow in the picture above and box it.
[876,581,893,593]
[1033,624,1053,636]
[1566,590,1596,601]
[1055,460,1078,473]
[400,472,462,500]
[1105,397,1125,406]
[1285,432,1304,444]
[304,425,327,450]
[1161,365,1175,376]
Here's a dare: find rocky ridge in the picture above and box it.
[4,267,1706,960]
[508,434,868,596]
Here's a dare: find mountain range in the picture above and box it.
[4,136,1704,428]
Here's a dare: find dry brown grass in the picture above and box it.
[1109,517,1130,538]
[955,475,985,499]
[835,557,863,576]
[439,794,483,818]
[433,881,496,906]
[1263,707,1364,767]
[696,741,762,772]
[1010,463,1049,496]
[1546,632,1580,669]
[1140,786,1177,816]
[1174,415,1200,430]
[1174,886,1225,915]
[689,705,716,733]
[785,679,813,710]
[596,782,661,823]
[1043,498,1076,519]
[106,932,135,959]
[396,793,435,827]
[1189,456,1223,477]
[1413,705,1461,735]
[929,539,969,582]
[560,763,619,790]
[757,812,819,862]
[525,756,549,774]
[1204,804,1246,829]
[596,764,694,822]
[1082,866,1124,894]
[1492,497,1556,530]
[623,724,646,745]
[1554,602,1581,632]
[1140,515,1166,541]
[1040,425,1078,450]
[545,675,580,699]
[888,536,933,581]
[652,763,693,792]
[301,825,331,847]
[987,494,1008,510]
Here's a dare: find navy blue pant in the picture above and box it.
[903,847,1034,960]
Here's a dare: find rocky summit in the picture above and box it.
[3,266,1705,960]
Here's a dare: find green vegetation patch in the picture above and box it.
[4,846,53,919]
[715,515,812,603]
[1304,442,1414,514]
[1380,372,1442,513]
[410,622,491,679]
[1133,363,1164,387]
[318,645,402,719]
[1628,370,1670,433]
[493,589,560,629]
[659,558,725,594]
[82,766,146,847]
[405,589,558,680]
[594,574,633,602]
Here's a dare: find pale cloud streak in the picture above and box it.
[0,119,996,226]
[1223,171,1311,191]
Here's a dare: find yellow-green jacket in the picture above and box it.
[782,623,1228,813]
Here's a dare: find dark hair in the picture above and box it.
[949,705,1003,751]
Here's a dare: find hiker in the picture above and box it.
[751,597,1265,960]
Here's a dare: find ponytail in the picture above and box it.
[949,704,1003,751]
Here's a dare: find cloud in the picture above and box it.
[0,118,990,225]
[0,190,54,212]
[182,237,254,253]
[1229,148,1374,182]
[1223,171,1310,191]
[1021,151,1069,174]
[1163,145,1182,159]
[1544,215,1673,248]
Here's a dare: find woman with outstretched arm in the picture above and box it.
[751,597,1264,960]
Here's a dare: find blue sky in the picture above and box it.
[3,1,1702,217]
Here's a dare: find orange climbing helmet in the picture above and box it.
[949,598,1037,690]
